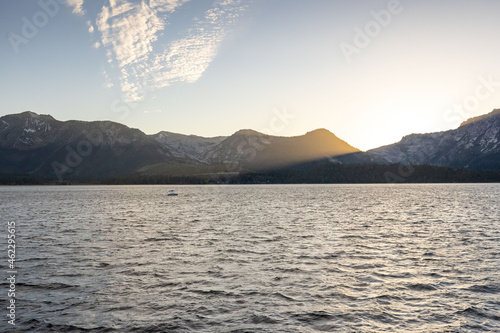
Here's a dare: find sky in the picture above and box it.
[1,0,500,151]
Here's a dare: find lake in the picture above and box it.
[1,184,499,332]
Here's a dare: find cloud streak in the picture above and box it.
[66,0,85,15]
[150,0,248,89]
[90,0,249,102]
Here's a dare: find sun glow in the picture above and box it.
[352,94,447,151]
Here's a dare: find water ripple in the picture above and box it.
[1,184,498,332]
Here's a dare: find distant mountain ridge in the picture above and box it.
[366,109,500,170]
[151,131,227,161]
[205,128,360,168]
[0,109,499,182]
[460,109,500,127]
[0,111,361,180]
[0,111,179,179]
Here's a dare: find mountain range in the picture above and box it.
[366,109,500,170]
[0,109,499,183]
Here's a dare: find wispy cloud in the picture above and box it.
[87,20,94,33]
[98,0,167,67]
[66,0,86,16]
[89,0,250,102]
[150,0,249,89]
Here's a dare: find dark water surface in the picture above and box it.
[1,184,499,332]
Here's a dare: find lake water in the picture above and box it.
[1,184,499,332]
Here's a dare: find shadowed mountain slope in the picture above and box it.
[202,128,361,170]
[0,112,179,179]
[1,109,499,183]
[367,109,500,170]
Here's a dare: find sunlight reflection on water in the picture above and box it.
[1,184,499,332]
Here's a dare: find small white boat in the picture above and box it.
[167,190,178,196]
